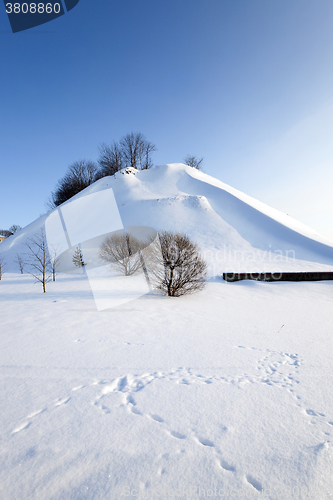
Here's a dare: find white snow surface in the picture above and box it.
[1,164,333,499]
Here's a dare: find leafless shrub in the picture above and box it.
[99,232,146,276]
[146,231,207,297]
[25,229,52,293]
[0,255,6,280]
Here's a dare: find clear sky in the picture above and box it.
[1,0,333,239]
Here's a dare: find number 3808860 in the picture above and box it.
[5,3,61,14]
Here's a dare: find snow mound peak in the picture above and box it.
[1,163,332,273]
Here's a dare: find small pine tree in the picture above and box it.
[72,247,85,267]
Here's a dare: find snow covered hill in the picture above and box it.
[1,164,333,500]
[1,163,333,273]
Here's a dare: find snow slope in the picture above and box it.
[1,163,333,273]
[0,164,333,500]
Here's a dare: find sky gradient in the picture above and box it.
[1,0,333,239]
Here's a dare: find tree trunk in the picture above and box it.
[43,267,46,293]
[168,268,174,296]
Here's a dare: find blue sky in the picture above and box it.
[1,0,333,239]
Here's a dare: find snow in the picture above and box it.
[0,164,333,499]
[1,164,333,274]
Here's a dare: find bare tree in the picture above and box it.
[9,225,22,234]
[15,253,25,274]
[49,246,60,281]
[183,155,204,170]
[25,229,52,293]
[72,247,85,268]
[120,133,144,170]
[147,231,207,297]
[141,140,157,170]
[0,255,6,280]
[120,133,156,170]
[95,142,123,179]
[50,159,98,207]
[99,232,145,276]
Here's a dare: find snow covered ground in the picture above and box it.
[1,274,333,499]
[1,164,333,499]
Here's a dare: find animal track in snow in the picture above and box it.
[74,339,144,346]
[10,345,331,495]
[123,342,144,346]
[126,394,136,405]
[177,378,191,385]
[168,430,186,440]
[12,421,30,434]
[148,413,164,423]
[306,409,318,416]
[93,402,111,414]
[308,441,329,454]
[54,397,70,407]
[130,406,142,415]
[235,347,333,440]
[27,408,46,418]
[157,467,166,476]
[89,350,331,479]
[11,391,74,434]
[246,474,263,492]
[219,459,236,472]
[195,436,214,447]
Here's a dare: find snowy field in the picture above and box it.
[1,273,333,500]
[1,164,333,499]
